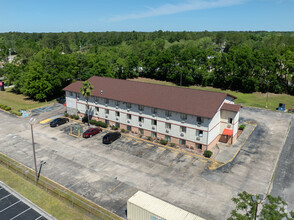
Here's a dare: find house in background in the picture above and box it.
[63,76,241,151]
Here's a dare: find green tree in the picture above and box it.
[80,80,93,126]
[229,191,294,220]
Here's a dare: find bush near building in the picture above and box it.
[239,124,246,130]
[203,150,213,158]
[160,139,168,145]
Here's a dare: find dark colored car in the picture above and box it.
[289,108,294,113]
[103,132,121,144]
[83,127,102,138]
[50,118,69,127]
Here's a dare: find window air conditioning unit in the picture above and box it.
[166,129,169,133]
[105,104,108,107]
[77,98,80,101]
[180,133,184,137]
[127,120,130,123]
[227,125,231,128]
[197,122,202,125]
[181,120,185,123]
[127,109,130,112]
[139,123,142,127]
[152,114,156,117]
[166,117,169,120]
[116,117,119,121]
[95,112,98,115]
[152,126,155,130]
[95,101,97,104]
[139,111,142,114]
[105,114,108,118]
[196,137,200,141]
[116,106,119,109]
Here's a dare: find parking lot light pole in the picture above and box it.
[29,117,38,183]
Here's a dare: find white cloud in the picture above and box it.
[110,0,246,22]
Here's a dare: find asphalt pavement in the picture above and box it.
[271,115,294,212]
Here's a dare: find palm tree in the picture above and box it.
[80,80,93,127]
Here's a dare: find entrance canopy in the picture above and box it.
[223,129,233,136]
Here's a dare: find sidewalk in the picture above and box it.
[210,122,257,169]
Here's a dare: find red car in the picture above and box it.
[83,127,102,138]
[289,109,294,113]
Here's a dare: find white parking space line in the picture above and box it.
[35,215,43,220]
[0,200,20,213]
[10,207,31,220]
[0,193,12,200]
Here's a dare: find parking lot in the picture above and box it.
[0,106,292,219]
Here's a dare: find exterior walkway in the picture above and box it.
[213,122,257,164]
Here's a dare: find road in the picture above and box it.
[271,115,294,212]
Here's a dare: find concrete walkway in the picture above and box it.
[214,122,257,164]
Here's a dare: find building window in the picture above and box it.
[228,118,233,124]
[69,92,73,96]
[151,132,157,138]
[165,111,172,117]
[196,130,203,137]
[165,135,171,142]
[126,103,132,108]
[115,111,120,117]
[127,114,132,120]
[151,120,157,126]
[94,97,99,102]
[105,120,109,125]
[151,108,157,114]
[115,122,120,128]
[165,123,171,129]
[139,128,144,134]
[180,114,187,120]
[104,98,109,104]
[95,107,99,112]
[138,105,144,111]
[127,125,132,131]
[115,101,120,106]
[196,143,202,150]
[77,94,80,99]
[197,117,203,123]
[139,117,144,123]
[179,139,186,145]
[105,109,109,115]
[180,126,186,133]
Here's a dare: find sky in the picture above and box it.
[0,0,293,32]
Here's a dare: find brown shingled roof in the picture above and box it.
[221,103,241,112]
[63,76,237,118]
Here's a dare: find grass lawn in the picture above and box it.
[0,165,91,220]
[0,88,50,112]
[130,77,294,112]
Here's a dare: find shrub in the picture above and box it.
[239,124,246,130]
[147,136,152,141]
[160,139,168,145]
[11,110,22,116]
[64,112,69,117]
[74,115,79,120]
[170,143,176,147]
[111,125,118,130]
[4,106,11,111]
[96,121,108,128]
[203,150,213,158]
[69,114,74,119]
[139,134,143,138]
[89,119,97,125]
[121,129,126,133]
[0,104,4,109]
